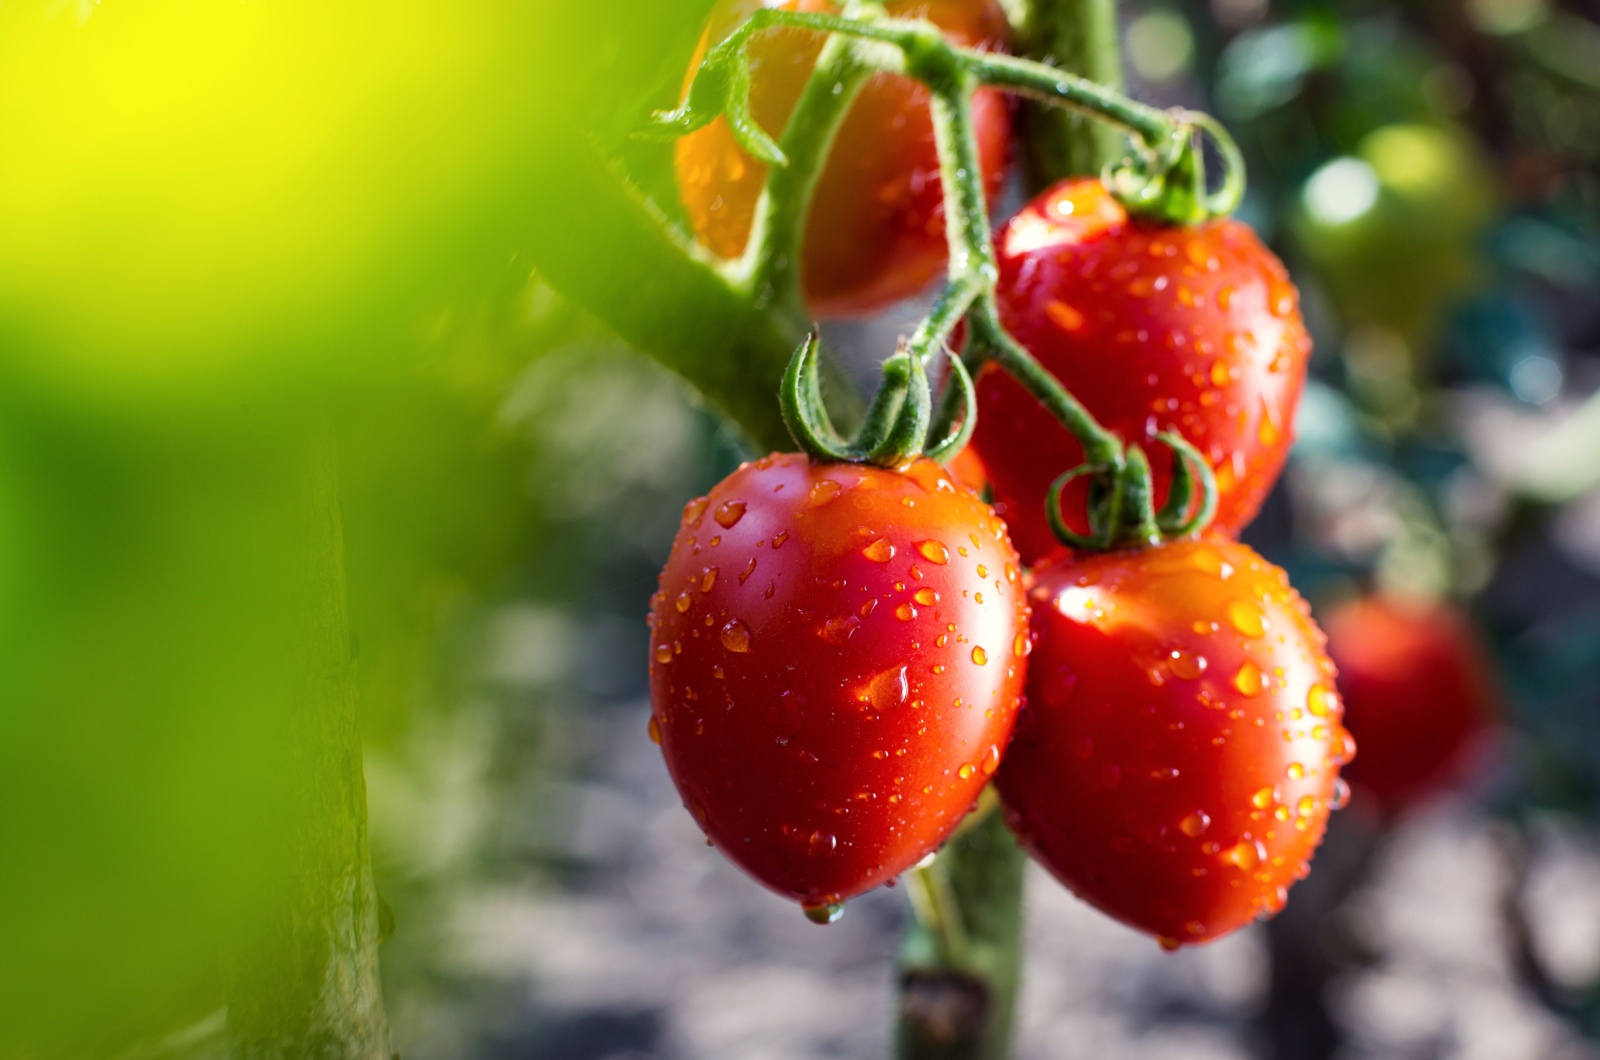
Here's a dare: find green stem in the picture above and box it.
[907,861,970,966]
[1006,0,1128,183]
[736,31,873,310]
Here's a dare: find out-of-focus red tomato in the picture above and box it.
[675,0,1013,317]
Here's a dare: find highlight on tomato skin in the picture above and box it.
[1322,595,1497,817]
[995,538,1353,949]
[674,0,1014,318]
[970,178,1312,564]
[646,453,1029,917]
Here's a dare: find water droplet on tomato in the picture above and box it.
[981,745,1001,776]
[860,665,909,713]
[1233,660,1264,696]
[971,646,988,666]
[958,763,976,779]
[674,592,692,613]
[1251,785,1277,810]
[895,603,917,621]
[1223,840,1265,871]
[808,831,837,857]
[700,567,718,592]
[1330,778,1351,810]
[1286,762,1306,779]
[1228,599,1266,638]
[915,588,938,606]
[682,497,709,527]
[714,501,746,529]
[720,620,752,653]
[916,540,950,564]
[772,531,789,549]
[647,716,662,744]
[654,645,672,664]
[1013,633,1031,658]
[1169,650,1206,680]
[1158,935,1182,952]
[863,538,895,563]
[819,613,861,645]
[1307,684,1335,717]
[808,481,842,507]
[802,900,845,925]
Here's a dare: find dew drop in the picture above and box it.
[802,900,845,925]
[861,665,910,713]
[1013,633,1031,657]
[647,715,662,745]
[1179,811,1211,838]
[863,538,896,563]
[971,646,989,666]
[654,644,673,664]
[720,619,752,653]
[958,764,976,779]
[714,500,746,529]
[1307,685,1335,717]
[981,745,1001,776]
[976,564,988,578]
[1169,650,1206,680]
[1286,762,1306,780]
[819,613,861,645]
[1224,839,1265,871]
[682,497,709,527]
[895,603,917,621]
[1251,785,1277,810]
[915,588,939,605]
[1297,795,1317,818]
[808,831,838,857]
[1228,599,1266,638]
[916,540,950,565]
[808,480,842,507]
[772,531,789,549]
[1158,936,1182,952]
[700,567,718,592]
[674,592,692,613]
[1233,660,1264,697]
[1330,778,1351,810]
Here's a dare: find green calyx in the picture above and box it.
[780,332,975,469]
[1044,430,1220,551]
[1105,110,1247,227]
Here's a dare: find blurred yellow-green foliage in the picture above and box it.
[0,1,715,1053]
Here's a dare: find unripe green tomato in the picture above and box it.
[1292,123,1497,346]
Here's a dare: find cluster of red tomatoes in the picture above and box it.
[647,0,1358,950]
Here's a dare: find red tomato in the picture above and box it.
[970,179,1312,563]
[648,453,1029,917]
[1324,596,1495,815]
[675,0,1012,318]
[996,538,1352,948]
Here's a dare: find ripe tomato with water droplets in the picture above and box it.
[648,453,1028,918]
[675,0,1012,318]
[968,178,1312,562]
[1324,596,1495,816]
[995,538,1352,948]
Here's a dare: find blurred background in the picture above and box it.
[1,0,1599,1057]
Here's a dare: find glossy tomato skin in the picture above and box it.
[675,0,1012,318]
[1324,596,1495,815]
[996,538,1352,948]
[970,179,1312,563]
[648,453,1028,912]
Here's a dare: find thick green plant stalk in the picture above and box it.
[225,431,392,1058]
[1005,0,1128,186]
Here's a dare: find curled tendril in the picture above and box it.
[779,332,962,469]
[1046,463,1122,551]
[1152,431,1219,537]
[925,351,977,465]
[635,36,787,165]
[1105,109,1246,226]
[780,331,856,463]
